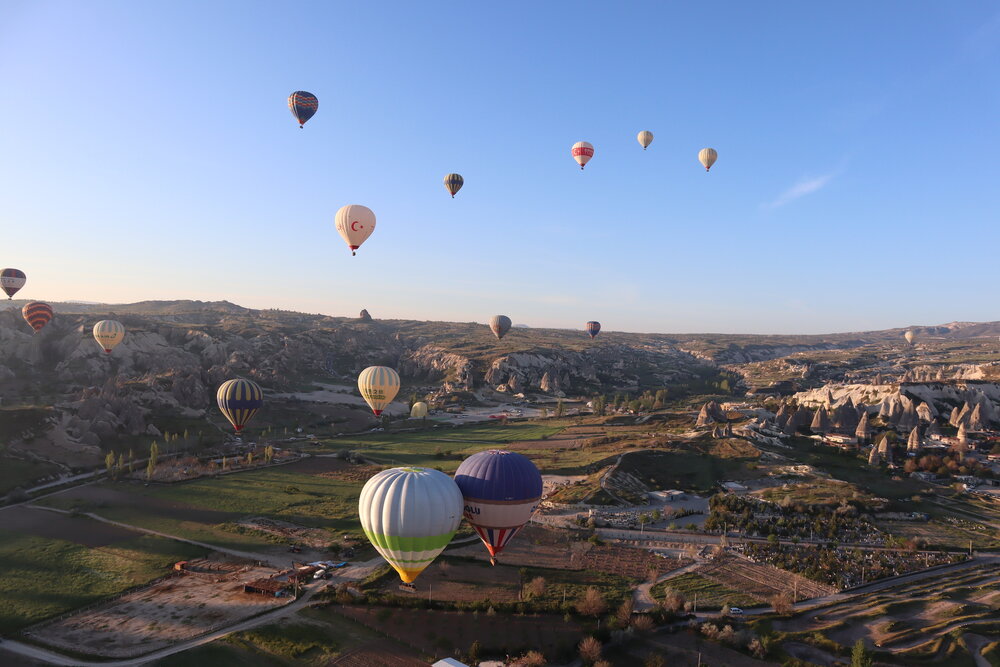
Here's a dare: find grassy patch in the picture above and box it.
[0,455,61,495]
[228,622,339,661]
[650,572,759,610]
[0,529,204,633]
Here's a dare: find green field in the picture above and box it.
[310,421,566,470]
[39,463,367,553]
[0,529,204,633]
[650,573,760,611]
[0,455,61,495]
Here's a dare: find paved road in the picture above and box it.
[2,582,326,666]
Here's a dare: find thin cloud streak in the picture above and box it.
[764,171,838,209]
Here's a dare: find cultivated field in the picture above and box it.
[696,553,836,601]
[651,572,760,610]
[31,564,287,658]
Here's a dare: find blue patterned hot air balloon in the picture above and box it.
[585,321,601,339]
[288,91,318,128]
[443,173,464,198]
[216,379,264,433]
[454,449,543,564]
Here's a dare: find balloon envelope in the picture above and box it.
[443,173,464,198]
[359,467,464,583]
[586,321,601,339]
[1,268,25,299]
[93,320,125,353]
[358,366,400,416]
[454,450,542,563]
[637,131,653,150]
[22,301,52,333]
[410,401,429,419]
[699,148,718,171]
[288,91,318,127]
[335,205,376,256]
[904,330,916,345]
[216,379,264,433]
[572,141,594,169]
[489,315,512,340]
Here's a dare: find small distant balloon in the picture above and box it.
[586,321,601,339]
[490,315,512,341]
[22,301,52,333]
[288,91,318,128]
[216,378,264,433]
[410,401,428,419]
[571,141,594,170]
[1,268,26,299]
[443,173,464,198]
[637,131,653,150]
[698,148,718,172]
[358,366,400,416]
[93,320,125,353]
[904,330,916,345]
[335,205,376,256]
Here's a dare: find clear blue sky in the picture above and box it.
[1,1,998,334]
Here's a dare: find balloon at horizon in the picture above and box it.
[1,268,25,299]
[93,319,125,353]
[22,301,52,333]
[489,315,512,340]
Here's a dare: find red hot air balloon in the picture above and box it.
[22,302,53,333]
[585,321,601,339]
[1,268,26,299]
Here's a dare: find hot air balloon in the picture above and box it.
[358,366,400,416]
[454,449,543,565]
[637,131,653,150]
[410,401,429,419]
[359,467,463,583]
[216,379,264,433]
[22,302,52,333]
[904,330,916,345]
[1,268,25,299]
[443,173,464,198]
[585,321,601,339]
[335,204,376,256]
[572,141,594,170]
[698,148,718,172]
[93,320,125,354]
[490,315,512,341]
[288,91,318,128]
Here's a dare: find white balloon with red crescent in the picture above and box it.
[335,205,376,256]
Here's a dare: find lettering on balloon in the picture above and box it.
[463,505,480,516]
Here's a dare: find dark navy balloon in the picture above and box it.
[454,449,542,564]
[288,91,318,128]
[585,321,601,339]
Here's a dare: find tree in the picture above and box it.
[127,449,134,473]
[651,509,662,522]
[578,636,602,665]
[105,451,116,475]
[555,400,565,418]
[632,615,655,633]
[851,639,873,667]
[661,586,686,613]
[575,587,607,618]
[513,650,546,667]
[264,445,274,464]
[615,598,634,627]
[149,441,159,468]
[770,591,793,615]
[146,458,155,481]
[116,453,124,479]
[540,407,549,418]
[720,603,731,616]
[221,455,228,470]
[183,428,189,441]
[247,452,254,465]
[592,395,606,416]
[527,576,547,598]
[467,639,481,665]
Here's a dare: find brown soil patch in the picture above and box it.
[379,559,521,603]
[0,507,138,547]
[506,426,607,451]
[237,517,332,549]
[330,643,427,666]
[696,554,836,601]
[32,564,288,658]
[334,606,583,660]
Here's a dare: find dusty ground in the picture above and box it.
[31,564,288,658]
[379,559,521,603]
[0,506,138,547]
